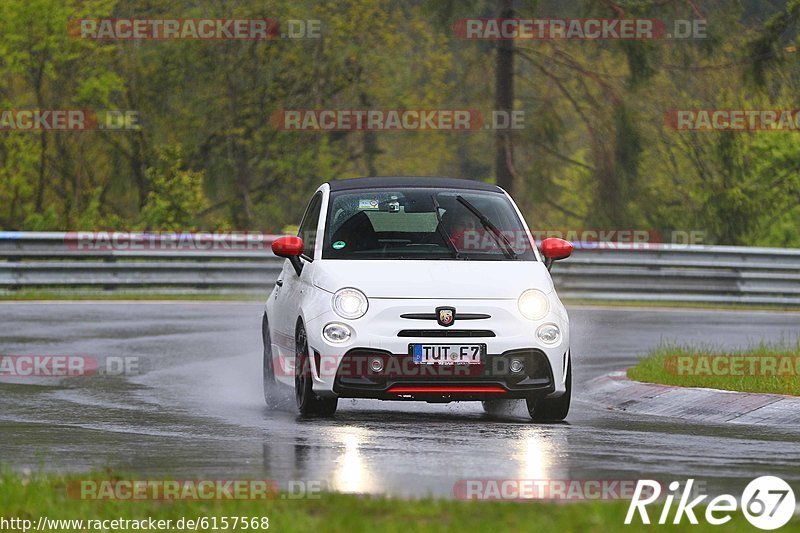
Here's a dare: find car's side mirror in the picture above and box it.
[272,236,304,276]
[540,237,573,271]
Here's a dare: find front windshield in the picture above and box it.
[322,187,536,260]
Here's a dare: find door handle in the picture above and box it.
[276,280,283,287]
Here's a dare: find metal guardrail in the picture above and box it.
[1,232,799,305]
[0,232,283,290]
[553,245,800,305]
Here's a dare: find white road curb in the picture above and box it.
[582,370,800,426]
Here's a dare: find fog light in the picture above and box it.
[369,357,384,373]
[509,358,524,373]
[322,322,352,343]
[536,323,561,345]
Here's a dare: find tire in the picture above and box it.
[481,399,518,416]
[527,354,571,422]
[295,322,338,417]
[263,314,295,409]
[262,314,282,408]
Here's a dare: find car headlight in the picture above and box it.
[323,322,352,343]
[537,323,561,345]
[518,289,549,320]
[332,288,368,319]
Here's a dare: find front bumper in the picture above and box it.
[332,347,556,402]
[301,296,570,400]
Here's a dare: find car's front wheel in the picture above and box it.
[527,354,571,422]
[295,322,338,417]
[262,314,285,408]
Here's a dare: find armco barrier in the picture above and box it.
[0,232,798,305]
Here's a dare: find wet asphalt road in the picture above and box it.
[0,302,798,498]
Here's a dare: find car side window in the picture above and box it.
[297,192,323,260]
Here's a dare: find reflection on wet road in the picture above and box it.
[1,302,798,498]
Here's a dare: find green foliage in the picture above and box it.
[139,146,209,231]
[22,206,60,231]
[0,0,797,247]
[745,0,800,87]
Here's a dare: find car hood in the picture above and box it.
[312,260,553,299]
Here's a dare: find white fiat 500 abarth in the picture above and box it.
[262,177,573,420]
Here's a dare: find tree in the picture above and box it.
[139,145,209,231]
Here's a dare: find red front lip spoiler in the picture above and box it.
[387,385,507,394]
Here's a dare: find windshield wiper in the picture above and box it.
[455,195,517,260]
[431,194,464,260]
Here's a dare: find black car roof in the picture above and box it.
[326,176,503,193]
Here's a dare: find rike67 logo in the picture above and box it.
[625,477,796,530]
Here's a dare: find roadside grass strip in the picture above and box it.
[628,341,800,395]
[1,472,794,532]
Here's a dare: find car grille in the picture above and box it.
[397,329,495,338]
[399,313,491,320]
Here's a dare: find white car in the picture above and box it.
[262,177,573,420]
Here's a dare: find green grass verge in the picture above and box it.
[1,473,794,532]
[627,341,800,395]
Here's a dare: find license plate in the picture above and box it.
[410,344,484,365]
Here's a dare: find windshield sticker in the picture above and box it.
[332,241,346,250]
[358,199,379,210]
